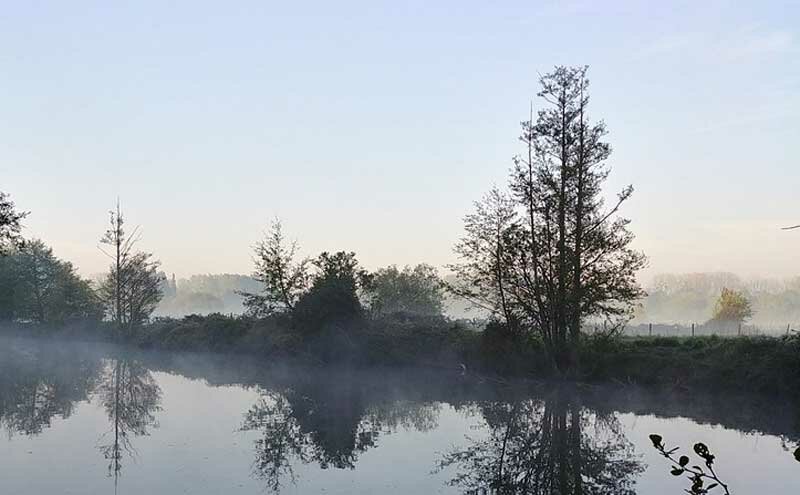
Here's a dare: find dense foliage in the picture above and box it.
[710,287,753,324]
[292,251,367,333]
[0,240,102,324]
[239,220,445,335]
[363,264,445,318]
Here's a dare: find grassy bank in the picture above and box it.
[580,334,800,397]
[2,314,798,398]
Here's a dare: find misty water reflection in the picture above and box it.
[436,391,642,494]
[96,356,162,476]
[1,336,798,494]
[0,341,100,436]
[241,379,442,492]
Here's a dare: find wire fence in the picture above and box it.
[615,322,798,338]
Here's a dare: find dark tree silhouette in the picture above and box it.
[450,66,645,374]
[291,251,367,333]
[239,218,310,318]
[0,191,27,256]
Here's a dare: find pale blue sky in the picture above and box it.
[2,1,798,281]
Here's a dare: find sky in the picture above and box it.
[2,0,798,283]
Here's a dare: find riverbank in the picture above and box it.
[1,314,798,399]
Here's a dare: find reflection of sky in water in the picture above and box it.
[1,338,798,494]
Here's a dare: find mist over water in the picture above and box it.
[1,336,797,494]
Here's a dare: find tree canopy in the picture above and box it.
[0,239,102,324]
[0,191,27,256]
[98,203,164,333]
[711,287,753,324]
[292,251,366,332]
[240,219,309,318]
[364,264,445,318]
[450,66,645,373]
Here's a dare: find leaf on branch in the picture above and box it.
[649,434,663,448]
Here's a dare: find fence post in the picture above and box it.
[738,323,741,336]
[649,323,652,337]
[691,323,695,337]
[788,324,792,336]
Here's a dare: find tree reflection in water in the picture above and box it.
[0,343,163,484]
[241,391,309,492]
[0,342,100,437]
[437,389,643,494]
[2,339,797,494]
[241,378,441,493]
[95,356,162,478]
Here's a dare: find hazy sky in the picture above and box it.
[2,1,798,283]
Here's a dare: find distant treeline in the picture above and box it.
[155,270,800,329]
[156,274,261,316]
[635,272,800,328]
[155,272,478,320]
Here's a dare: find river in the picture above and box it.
[1,336,798,494]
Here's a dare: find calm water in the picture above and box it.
[1,337,798,494]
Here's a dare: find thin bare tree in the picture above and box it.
[98,201,163,337]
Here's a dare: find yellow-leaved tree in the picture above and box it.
[711,287,753,324]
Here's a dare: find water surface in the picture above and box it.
[1,337,798,494]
